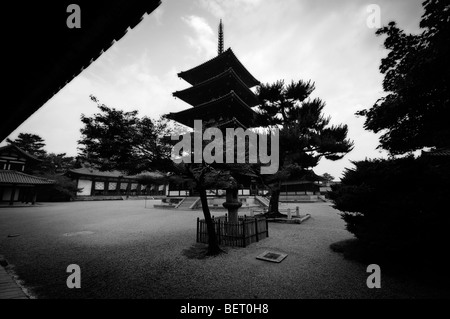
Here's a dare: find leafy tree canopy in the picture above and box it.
[357,0,450,154]
[322,173,335,182]
[329,156,450,254]
[78,95,174,174]
[36,153,76,174]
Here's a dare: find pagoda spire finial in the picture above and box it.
[218,19,224,55]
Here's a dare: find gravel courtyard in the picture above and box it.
[0,200,445,299]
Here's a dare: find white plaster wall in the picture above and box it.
[77,179,92,196]
[1,188,19,201]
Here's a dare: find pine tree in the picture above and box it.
[7,133,47,158]
[256,80,353,215]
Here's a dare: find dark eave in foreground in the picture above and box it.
[1,0,162,142]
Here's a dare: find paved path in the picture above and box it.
[0,265,28,299]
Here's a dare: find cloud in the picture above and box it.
[197,0,264,19]
[4,0,425,181]
[151,6,164,26]
[182,15,216,57]
[197,0,225,18]
[88,50,184,120]
[5,48,184,157]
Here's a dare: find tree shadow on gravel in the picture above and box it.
[330,238,450,294]
[0,255,8,267]
[182,244,228,260]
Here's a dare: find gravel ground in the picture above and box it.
[0,200,446,299]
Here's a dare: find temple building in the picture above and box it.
[65,168,166,200]
[279,170,328,201]
[0,145,55,205]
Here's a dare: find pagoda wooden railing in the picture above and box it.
[196,215,268,247]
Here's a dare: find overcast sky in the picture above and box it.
[2,0,425,180]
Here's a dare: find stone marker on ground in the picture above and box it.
[256,251,288,263]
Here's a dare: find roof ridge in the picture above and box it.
[177,48,260,87]
[0,170,55,184]
[173,67,258,106]
[174,67,234,95]
[191,91,255,112]
[178,48,232,76]
[4,170,52,180]
[0,144,41,161]
[168,91,256,119]
[216,117,248,130]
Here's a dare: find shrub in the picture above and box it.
[36,174,79,202]
[329,155,450,255]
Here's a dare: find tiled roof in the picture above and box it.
[0,144,41,161]
[67,168,126,178]
[216,117,248,130]
[129,171,165,179]
[177,48,260,88]
[66,168,165,180]
[167,91,257,128]
[0,170,55,185]
[285,170,327,182]
[173,68,259,107]
[422,147,450,157]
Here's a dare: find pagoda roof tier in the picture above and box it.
[173,68,259,107]
[177,48,260,88]
[167,91,257,128]
[216,117,249,130]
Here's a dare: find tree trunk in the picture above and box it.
[267,187,286,218]
[198,187,223,256]
[268,188,280,213]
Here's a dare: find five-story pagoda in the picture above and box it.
[167,20,260,130]
[167,20,261,222]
